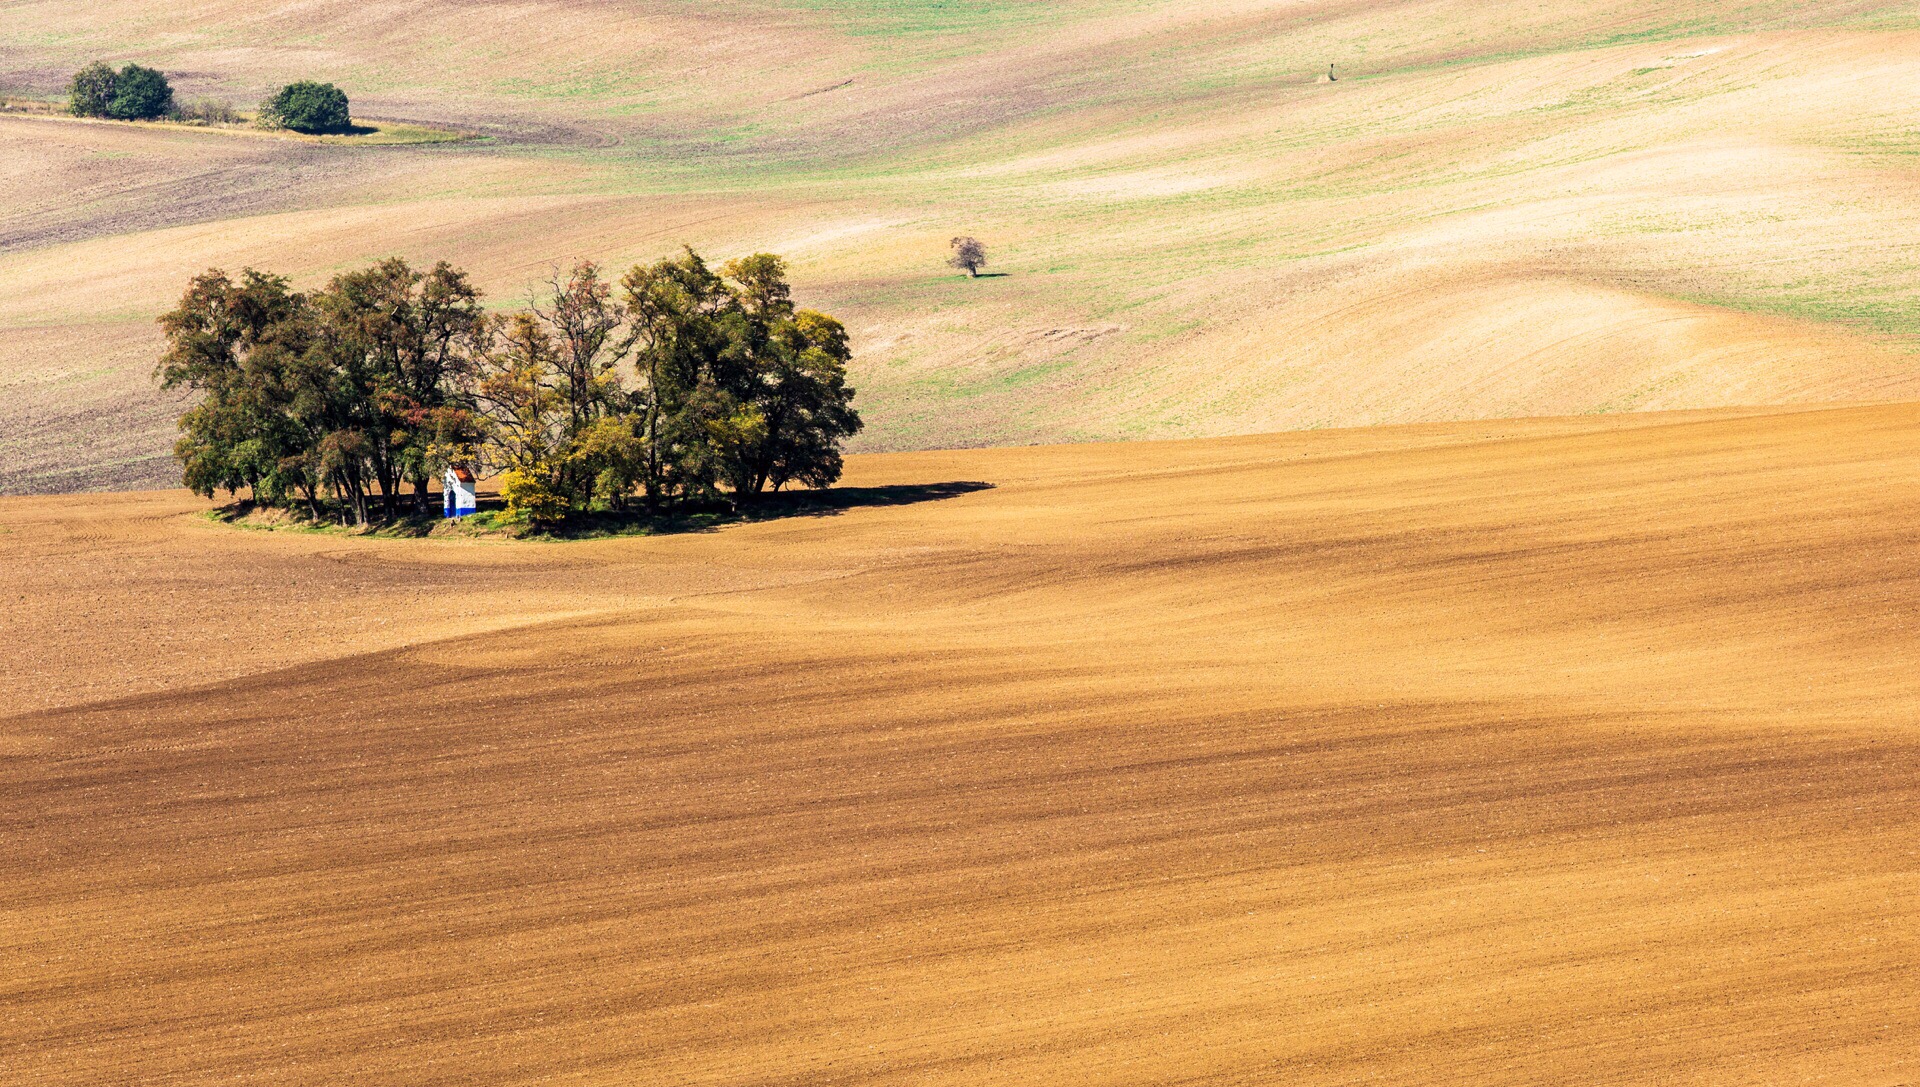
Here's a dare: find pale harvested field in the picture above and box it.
[5,403,1918,1083]
[9,1,1920,491]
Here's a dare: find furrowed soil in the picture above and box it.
[5,404,1918,1084]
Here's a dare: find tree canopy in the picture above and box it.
[948,236,988,277]
[262,81,352,134]
[157,250,862,526]
[68,63,116,118]
[110,64,174,120]
[68,62,173,120]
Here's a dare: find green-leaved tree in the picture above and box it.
[621,249,738,504]
[708,254,862,499]
[108,64,173,120]
[68,62,117,118]
[261,81,352,134]
[156,269,324,512]
[309,258,489,518]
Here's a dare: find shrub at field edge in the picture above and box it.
[259,81,352,134]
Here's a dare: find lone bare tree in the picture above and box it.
[948,236,988,278]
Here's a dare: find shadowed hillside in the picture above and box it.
[6,0,1920,492]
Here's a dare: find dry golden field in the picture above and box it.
[6,404,1920,1083]
[7,0,1920,490]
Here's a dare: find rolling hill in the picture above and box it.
[6,0,1920,492]
[5,403,1919,1082]
[10,5,1920,1080]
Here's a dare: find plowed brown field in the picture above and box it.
[6,403,1917,1084]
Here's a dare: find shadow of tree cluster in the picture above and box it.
[540,480,996,539]
[210,480,996,541]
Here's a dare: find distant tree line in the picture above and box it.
[156,250,862,525]
[68,63,353,134]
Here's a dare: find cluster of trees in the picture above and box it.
[66,64,352,133]
[157,250,862,525]
[69,62,173,121]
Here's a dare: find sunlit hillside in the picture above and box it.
[5,0,1920,491]
[10,6,1920,1077]
[7,403,1920,1082]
